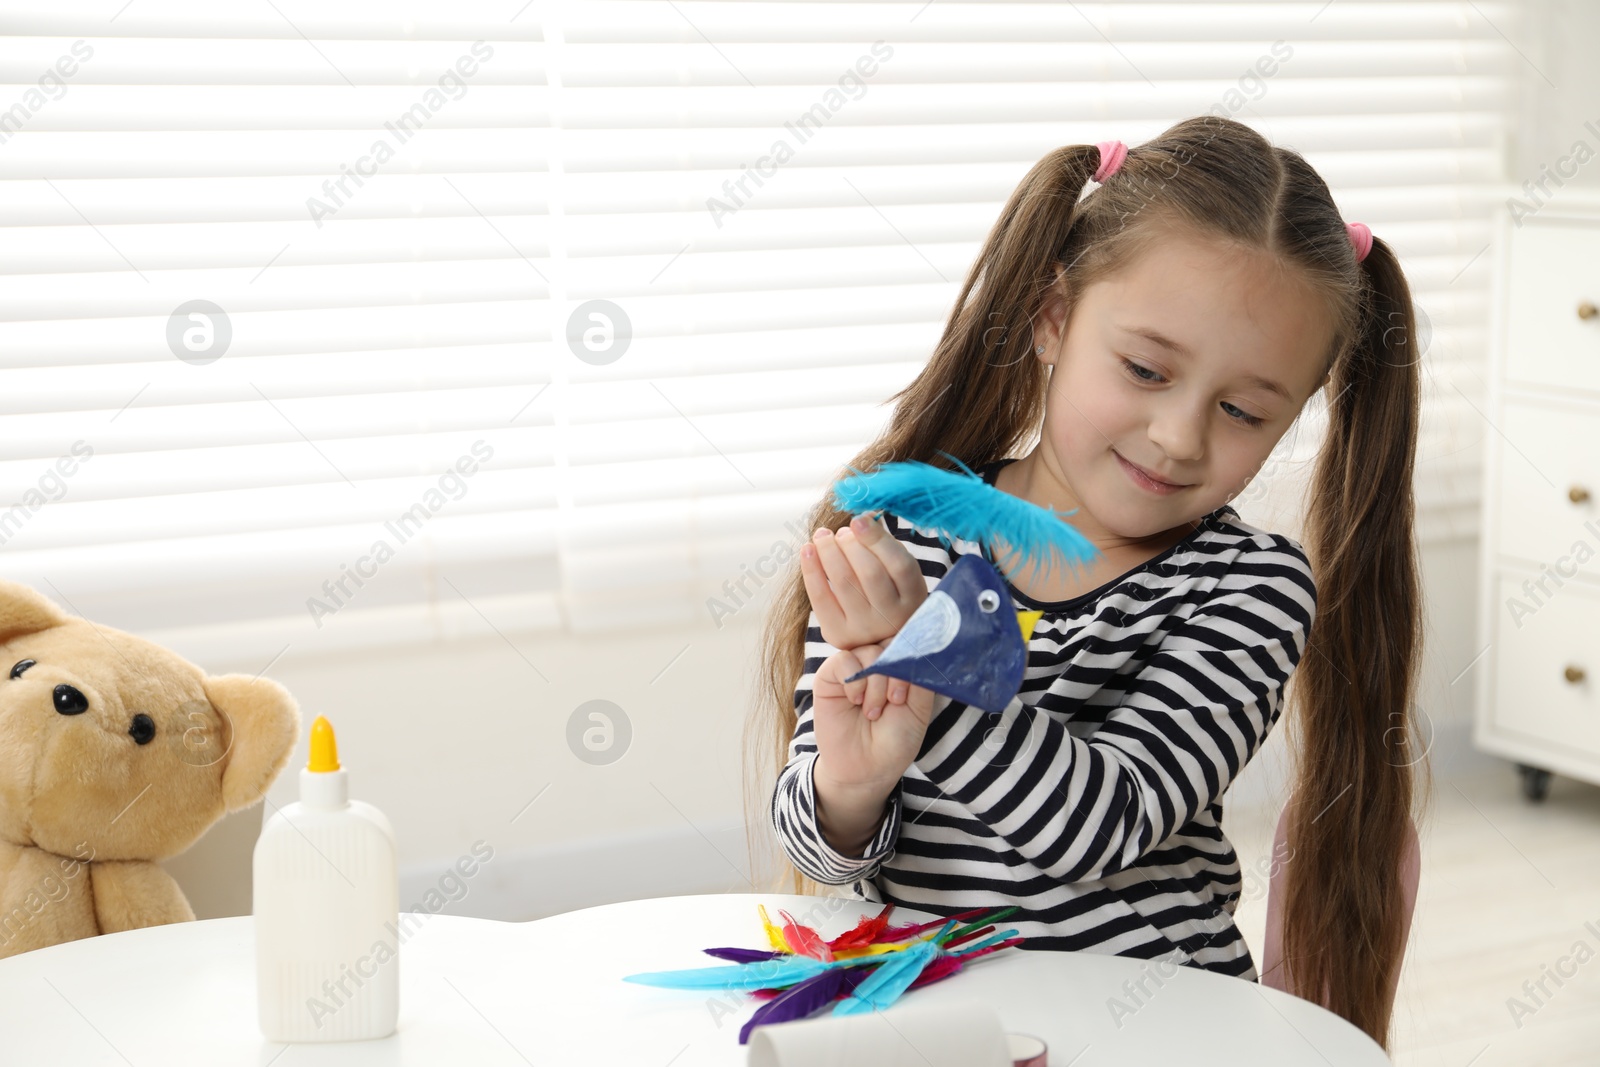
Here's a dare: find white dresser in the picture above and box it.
[1475,197,1600,800]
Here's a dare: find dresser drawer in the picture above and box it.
[1494,400,1600,571]
[1491,572,1600,752]
[1505,221,1600,393]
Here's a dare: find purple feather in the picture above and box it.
[703,947,783,964]
[737,966,869,1045]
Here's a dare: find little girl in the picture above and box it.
[748,115,1426,1052]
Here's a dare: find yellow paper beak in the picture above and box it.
[1017,609,1043,643]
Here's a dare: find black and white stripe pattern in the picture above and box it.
[769,459,1317,979]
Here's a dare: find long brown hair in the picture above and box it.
[741,114,1430,1051]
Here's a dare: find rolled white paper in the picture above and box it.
[1008,1032,1049,1066]
[745,998,1013,1067]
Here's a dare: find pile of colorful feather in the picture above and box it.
[621,902,1026,1045]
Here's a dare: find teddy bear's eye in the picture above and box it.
[977,589,1001,613]
[129,714,156,746]
[9,659,36,679]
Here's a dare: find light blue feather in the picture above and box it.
[622,954,833,991]
[947,928,1020,956]
[622,950,891,992]
[831,452,1100,582]
[831,938,942,1016]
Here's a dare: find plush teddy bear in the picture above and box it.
[0,578,300,959]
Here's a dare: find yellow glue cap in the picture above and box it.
[308,715,341,772]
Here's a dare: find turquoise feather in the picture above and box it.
[622,948,896,992]
[830,452,1100,582]
[948,928,1021,956]
[831,938,942,1016]
[622,954,834,991]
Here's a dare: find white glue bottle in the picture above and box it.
[254,714,400,1042]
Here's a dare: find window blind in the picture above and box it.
[0,1,1516,666]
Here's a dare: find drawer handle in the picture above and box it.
[1582,301,1599,321]
[1572,486,1592,504]
[1566,665,1587,684]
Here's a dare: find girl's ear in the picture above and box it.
[1034,293,1070,366]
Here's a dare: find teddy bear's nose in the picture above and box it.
[53,684,89,716]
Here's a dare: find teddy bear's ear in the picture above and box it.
[206,673,302,814]
[0,579,71,643]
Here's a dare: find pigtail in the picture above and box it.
[1277,234,1429,1049]
[743,144,1105,896]
[879,141,1106,475]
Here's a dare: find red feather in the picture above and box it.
[826,904,895,950]
[955,937,1026,961]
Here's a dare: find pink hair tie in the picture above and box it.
[1345,221,1373,263]
[1093,140,1127,182]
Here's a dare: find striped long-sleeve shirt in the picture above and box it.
[769,458,1317,979]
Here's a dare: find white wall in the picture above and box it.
[199,602,775,921]
[1515,0,1600,192]
[174,1,1600,921]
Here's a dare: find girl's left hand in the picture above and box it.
[800,512,928,651]
[812,641,938,798]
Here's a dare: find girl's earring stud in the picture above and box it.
[1036,345,1045,354]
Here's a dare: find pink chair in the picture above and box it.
[1260,801,1421,1010]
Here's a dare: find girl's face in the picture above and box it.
[1027,226,1336,545]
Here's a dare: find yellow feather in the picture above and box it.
[831,929,945,959]
[757,904,792,953]
[833,943,899,959]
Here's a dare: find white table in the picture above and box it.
[0,893,1388,1065]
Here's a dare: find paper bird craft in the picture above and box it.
[829,453,1100,712]
[622,903,1026,1044]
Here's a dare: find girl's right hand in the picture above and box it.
[800,513,928,651]
[810,643,938,802]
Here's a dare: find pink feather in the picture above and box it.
[777,909,833,961]
[878,907,988,942]
[955,937,1026,961]
[907,953,966,990]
